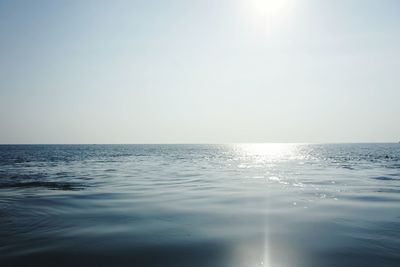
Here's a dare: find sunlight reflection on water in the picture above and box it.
[234,143,305,165]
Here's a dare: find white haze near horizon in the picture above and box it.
[0,0,399,144]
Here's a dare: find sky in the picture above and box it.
[0,0,399,144]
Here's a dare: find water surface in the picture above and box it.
[1,144,400,266]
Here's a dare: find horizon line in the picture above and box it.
[0,142,398,145]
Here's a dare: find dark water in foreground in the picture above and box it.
[0,144,400,267]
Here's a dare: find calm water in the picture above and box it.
[0,144,400,267]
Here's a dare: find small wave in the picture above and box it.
[0,181,85,190]
[376,188,400,194]
[13,157,31,163]
[0,173,47,181]
[372,176,399,181]
[55,171,72,176]
[341,165,355,170]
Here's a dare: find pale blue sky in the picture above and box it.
[0,0,399,143]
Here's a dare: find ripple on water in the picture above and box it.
[0,181,85,191]
[372,176,400,181]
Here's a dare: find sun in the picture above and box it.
[250,0,289,18]
[243,0,293,32]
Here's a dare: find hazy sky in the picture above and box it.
[0,0,399,144]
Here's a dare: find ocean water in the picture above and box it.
[0,144,399,267]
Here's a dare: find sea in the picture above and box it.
[0,144,399,267]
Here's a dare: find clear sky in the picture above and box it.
[0,0,399,144]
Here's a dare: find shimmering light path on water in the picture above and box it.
[0,144,400,266]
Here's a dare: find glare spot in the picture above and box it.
[250,0,289,18]
[234,143,300,162]
[242,0,294,33]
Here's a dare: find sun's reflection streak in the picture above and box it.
[230,144,306,267]
[228,227,272,267]
[228,143,353,266]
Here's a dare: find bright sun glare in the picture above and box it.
[250,0,289,17]
[236,143,299,162]
[244,0,293,32]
